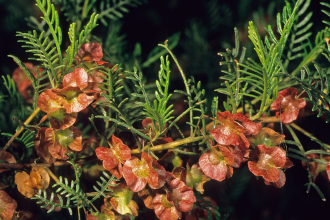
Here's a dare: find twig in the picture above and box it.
[259,116,280,123]
[291,123,330,149]
[83,207,87,219]
[86,192,111,197]
[77,207,81,220]
[44,167,60,183]
[0,134,210,168]
[131,135,210,154]
[90,203,99,213]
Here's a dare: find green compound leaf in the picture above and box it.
[90,172,118,203]
[285,65,330,123]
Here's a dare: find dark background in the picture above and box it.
[0,0,330,219]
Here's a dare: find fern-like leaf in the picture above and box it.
[35,0,63,71]
[321,2,330,26]
[16,31,59,87]
[90,172,118,203]
[2,75,25,120]
[285,65,330,122]
[26,16,50,35]
[1,130,36,162]
[284,0,313,68]
[64,13,99,74]
[187,76,207,134]
[52,176,91,210]
[96,65,145,125]
[96,0,147,25]
[215,27,248,113]
[129,56,174,137]
[286,125,326,201]
[7,56,37,89]
[320,3,330,62]
[266,0,300,60]
[217,1,301,119]
[32,189,73,215]
[52,0,86,23]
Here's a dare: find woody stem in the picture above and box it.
[44,167,60,183]
[131,135,211,154]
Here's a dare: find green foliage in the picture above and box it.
[217,1,301,119]
[64,12,99,73]
[195,192,228,220]
[1,130,35,162]
[284,1,327,78]
[32,189,73,214]
[32,175,92,215]
[265,1,299,60]
[311,139,330,150]
[26,15,50,34]
[130,56,174,136]
[7,56,37,89]
[53,176,90,212]
[52,0,88,23]
[95,114,151,141]
[32,154,94,215]
[7,55,50,109]
[182,20,216,79]
[66,153,82,183]
[188,76,207,134]
[95,65,147,145]
[320,3,330,62]
[92,21,126,63]
[90,171,118,203]
[205,0,232,31]
[153,56,174,132]
[215,27,247,112]
[2,75,25,120]
[284,0,313,67]
[286,125,326,201]
[322,32,330,62]
[210,96,219,129]
[35,0,63,71]
[3,0,330,218]
[15,30,60,87]
[2,130,35,149]
[321,2,330,26]
[285,65,330,122]
[141,32,181,68]
[32,154,95,215]
[0,96,6,103]
[211,96,218,119]
[11,1,99,88]
[99,64,124,102]
[96,0,147,25]
[54,0,146,26]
